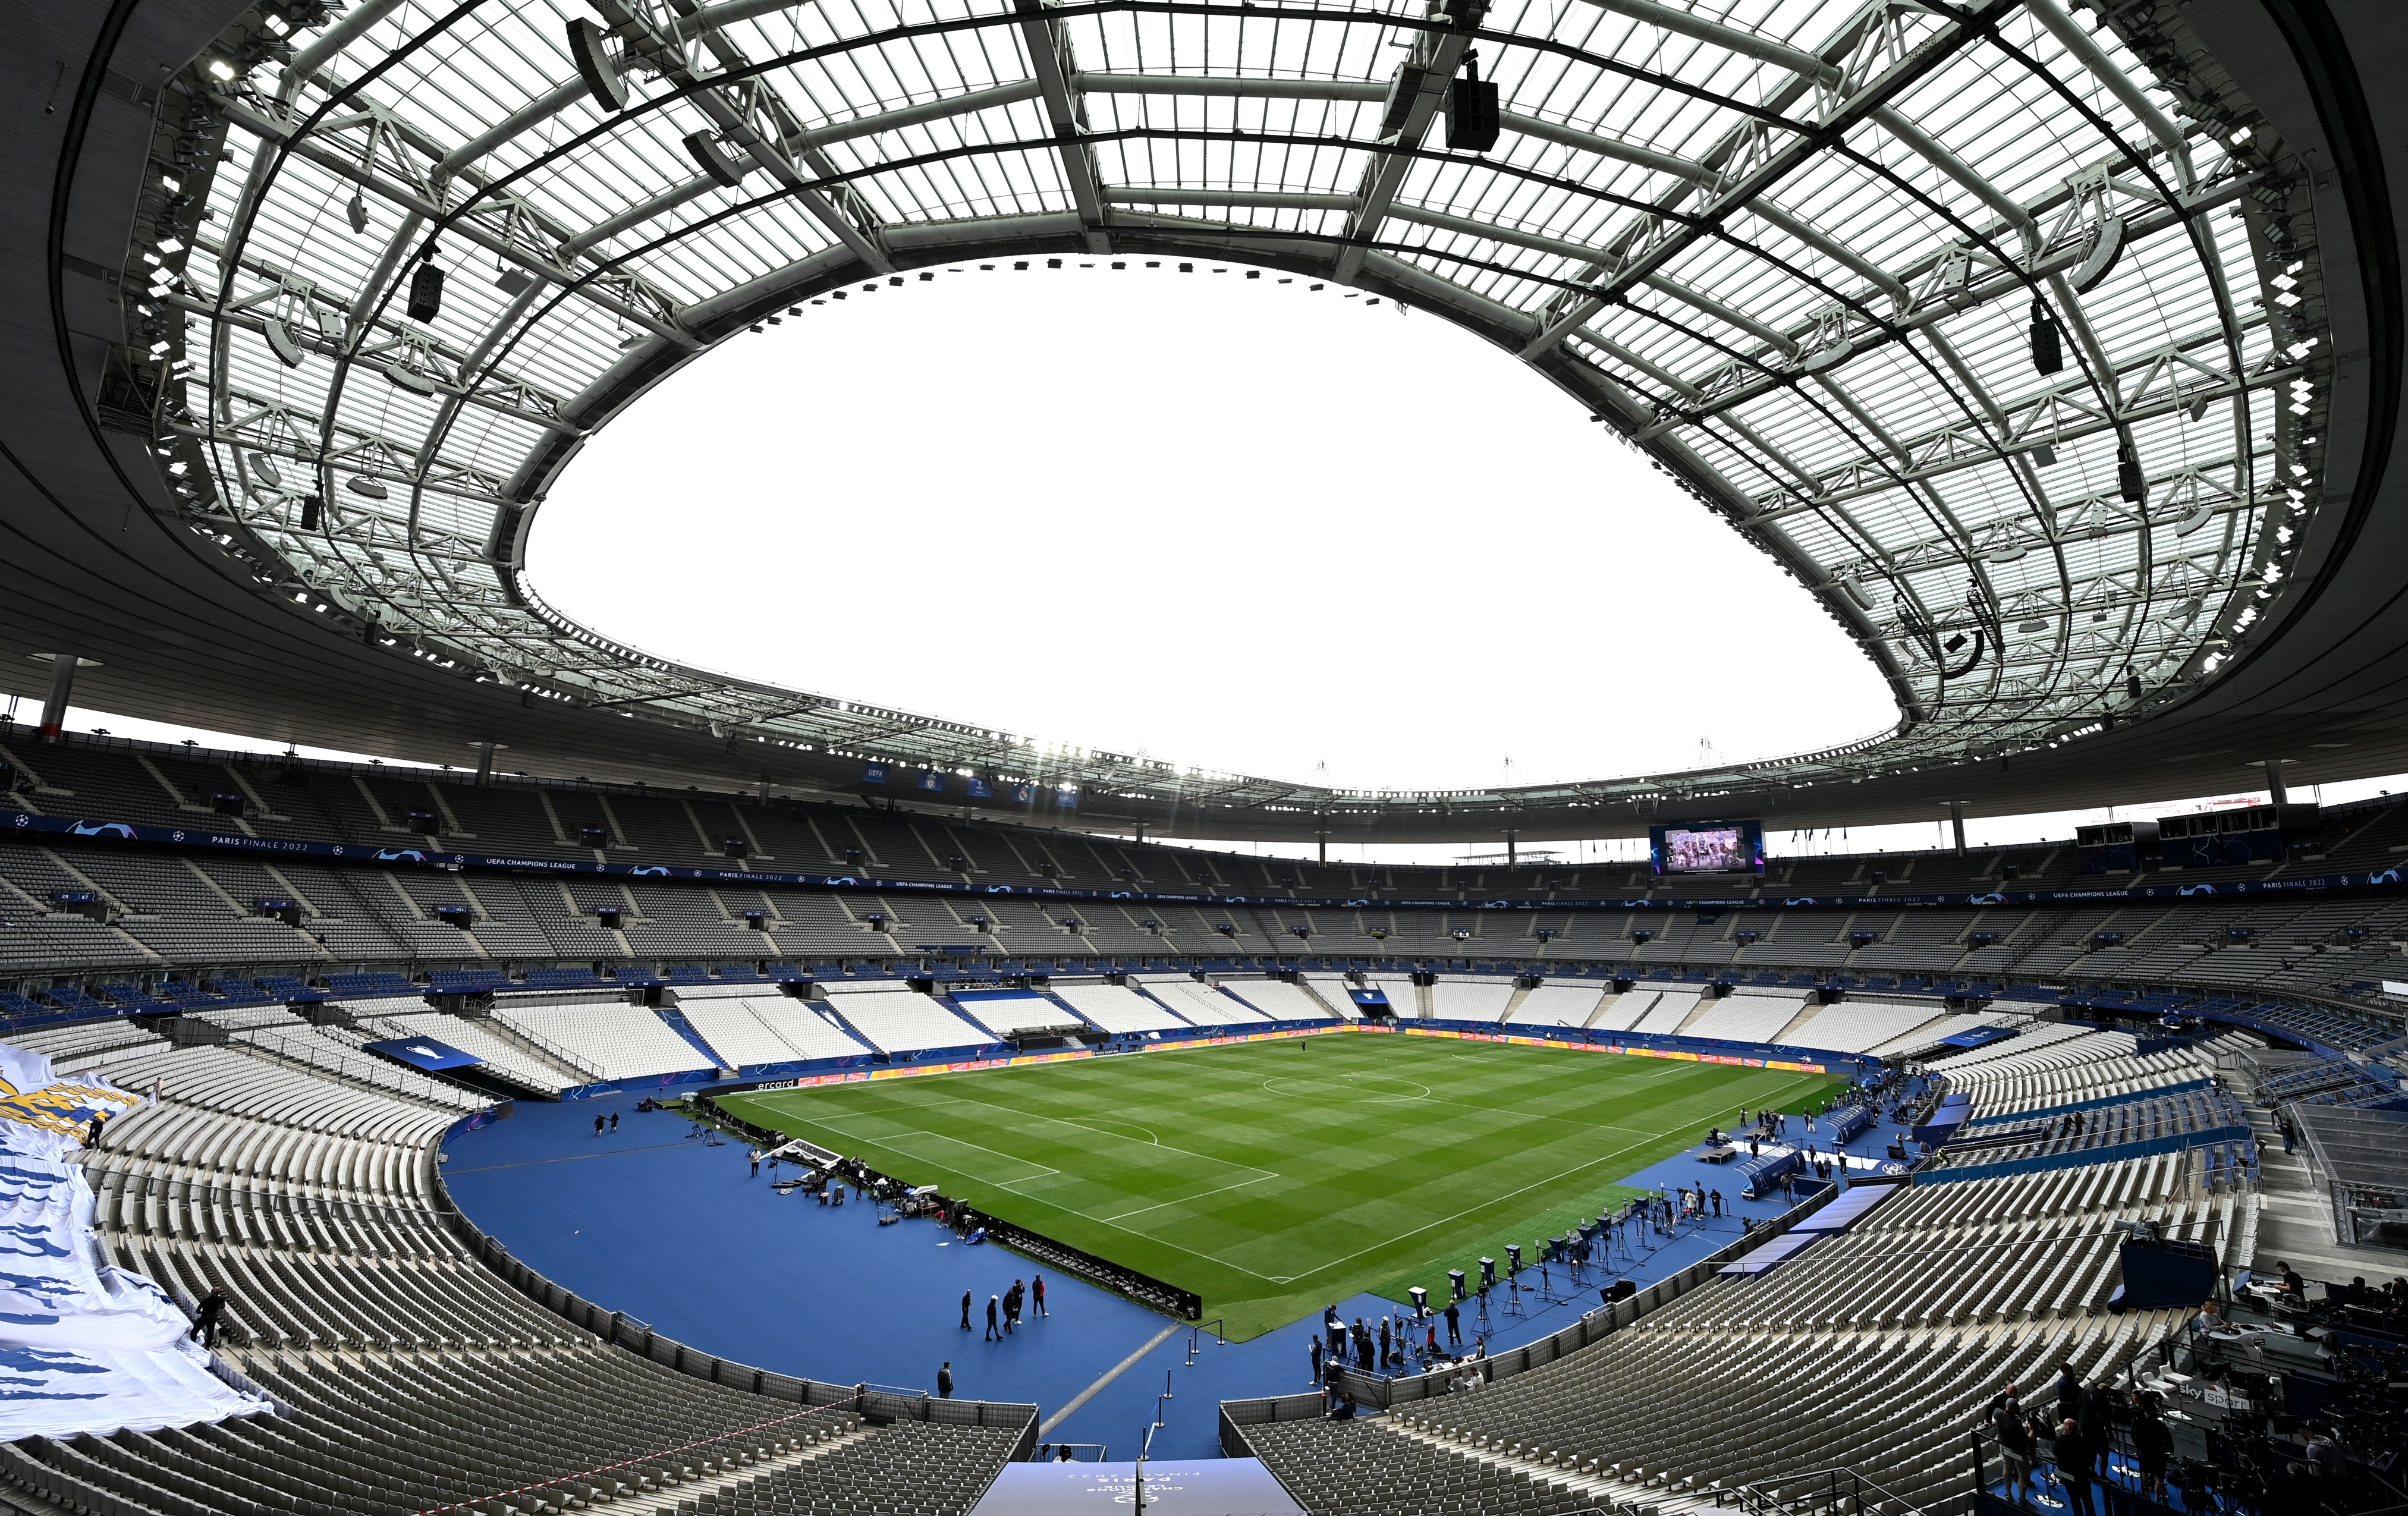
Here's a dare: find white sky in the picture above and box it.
[527,263,1898,793]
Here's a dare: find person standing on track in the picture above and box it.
[961,1289,973,1331]
[1445,1300,1461,1347]
[937,1361,953,1399]
[1033,1273,1048,1316]
[985,1295,1002,1342]
[1309,1335,1322,1387]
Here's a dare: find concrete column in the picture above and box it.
[1505,830,1519,866]
[2264,759,2289,807]
[474,746,495,785]
[37,655,80,741]
[1950,800,1967,856]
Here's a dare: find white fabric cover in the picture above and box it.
[0,1049,269,1439]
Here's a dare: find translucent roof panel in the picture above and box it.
[140,0,2335,817]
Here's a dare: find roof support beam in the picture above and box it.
[2025,0,2194,190]
[1106,188,1358,211]
[561,81,1045,257]
[1576,0,1841,85]
[1335,4,1485,283]
[1521,2,2006,357]
[219,100,696,347]
[1074,73,1382,102]
[1015,0,1111,254]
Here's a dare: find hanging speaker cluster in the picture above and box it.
[407,260,444,323]
[1448,58,1500,153]
[2029,298,2062,375]
[2117,442,2147,504]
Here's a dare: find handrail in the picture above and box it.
[228,1026,465,1107]
[1726,1465,1930,1516]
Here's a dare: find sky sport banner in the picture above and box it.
[0,1045,270,1440]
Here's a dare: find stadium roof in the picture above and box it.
[5,0,2404,843]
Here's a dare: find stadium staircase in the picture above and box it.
[656,1004,736,1071]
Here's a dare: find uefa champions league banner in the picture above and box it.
[0,1044,271,1440]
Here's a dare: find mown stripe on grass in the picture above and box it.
[718,1036,1840,1338]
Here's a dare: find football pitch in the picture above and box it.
[717,1034,1841,1338]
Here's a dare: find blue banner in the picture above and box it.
[6,809,2404,916]
[861,763,887,785]
[365,1036,483,1071]
[1009,782,1035,804]
[1055,787,1079,810]
[916,770,945,793]
[966,777,992,799]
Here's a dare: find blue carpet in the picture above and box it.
[442,1081,1860,1460]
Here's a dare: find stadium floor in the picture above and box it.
[442,1039,1878,1458]
[716,1034,1841,1338]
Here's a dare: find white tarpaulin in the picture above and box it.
[0,1043,272,1439]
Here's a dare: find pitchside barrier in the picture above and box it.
[432,1119,1040,1456]
[1217,1182,1846,1454]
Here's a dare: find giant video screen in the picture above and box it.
[1650,820,1766,876]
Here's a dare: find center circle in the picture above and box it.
[1262,1073,1432,1102]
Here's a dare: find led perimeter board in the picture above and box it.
[1651,820,1766,876]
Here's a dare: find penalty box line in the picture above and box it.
[845,1080,1286,1188]
[767,1096,1288,1284]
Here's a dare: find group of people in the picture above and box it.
[1664,1182,1726,1222]
[589,1112,622,1135]
[1988,1366,2169,1514]
[963,1275,1047,1341]
[1315,1304,1489,1413]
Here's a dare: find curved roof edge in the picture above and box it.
[1,0,2401,844]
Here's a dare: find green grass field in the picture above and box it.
[718,1034,1840,1338]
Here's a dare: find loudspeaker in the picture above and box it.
[2029,299,2061,375]
[407,262,445,323]
[1448,75,1500,152]
[299,495,321,531]
[2117,442,2146,504]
